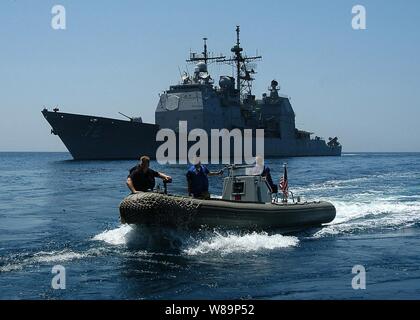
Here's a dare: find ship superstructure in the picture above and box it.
[155,26,341,157]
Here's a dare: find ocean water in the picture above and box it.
[0,152,419,299]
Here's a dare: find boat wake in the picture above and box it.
[0,248,106,273]
[93,225,299,255]
[93,224,134,246]
[0,228,298,273]
[183,232,299,255]
[312,199,420,238]
[288,171,420,237]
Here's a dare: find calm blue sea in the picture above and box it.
[0,152,419,299]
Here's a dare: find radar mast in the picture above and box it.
[217,26,262,101]
[186,38,226,65]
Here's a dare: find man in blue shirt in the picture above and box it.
[186,160,223,199]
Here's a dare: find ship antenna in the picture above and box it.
[217,26,243,92]
[186,38,226,65]
[216,26,262,101]
[235,26,241,92]
[203,37,208,65]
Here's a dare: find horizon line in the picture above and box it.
[1,151,420,154]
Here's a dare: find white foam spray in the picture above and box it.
[184,232,299,256]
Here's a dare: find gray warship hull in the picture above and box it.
[42,110,158,160]
[263,137,341,157]
[42,110,340,160]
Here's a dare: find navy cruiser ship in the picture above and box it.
[42,26,341,160]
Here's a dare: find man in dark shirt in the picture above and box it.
[186,160,223,199]
[126,156,172,193]
[262,166,278,193]
[254,156,278,193]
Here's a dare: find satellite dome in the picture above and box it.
[196,62,208,73]
[219,76,234,89]
[271,80,279,88]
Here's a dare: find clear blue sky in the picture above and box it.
[0,0,419,152]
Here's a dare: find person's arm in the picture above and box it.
[157,172,172,182]
[126,177,137,193]
[208,168,224,176]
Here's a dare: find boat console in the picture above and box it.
[222,165,272,203]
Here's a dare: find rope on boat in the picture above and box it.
[119,192,202,227]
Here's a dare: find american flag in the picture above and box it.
[279,164,289,198]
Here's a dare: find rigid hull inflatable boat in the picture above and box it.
[119,165,336,231]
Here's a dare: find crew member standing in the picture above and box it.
[186,159,223,199]
[253,156,278,193]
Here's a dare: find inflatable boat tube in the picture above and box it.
[119,192,336,232]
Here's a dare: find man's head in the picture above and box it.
[139,155,150,170]
[255,156,264,167]
[192,156,201,169]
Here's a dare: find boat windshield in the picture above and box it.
[229,165,263,177]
